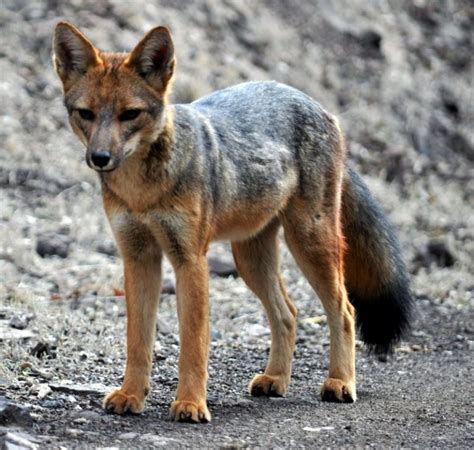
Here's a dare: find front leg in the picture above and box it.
[103,250,162,414]
[170,256,211,423]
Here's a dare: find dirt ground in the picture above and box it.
[0,0,473,448]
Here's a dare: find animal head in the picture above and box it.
[53,22,175,172]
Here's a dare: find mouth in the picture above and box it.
[93,166,118,173]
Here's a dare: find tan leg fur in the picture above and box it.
[232,219,297,397]
[169,256,211,422]
[282,195,356,403]
[103,243,162,414]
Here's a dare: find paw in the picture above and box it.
[320,378,356,403]
[170,400,211,423]
[249,374,288,397]
[103,388,145,414]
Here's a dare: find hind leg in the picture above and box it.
[282,203,356,403]
[232,219,297,397]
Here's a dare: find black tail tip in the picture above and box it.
[350,280,414,357]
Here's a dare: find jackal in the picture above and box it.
[53,22,413,423]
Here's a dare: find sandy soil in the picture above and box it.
[0,0,473,448]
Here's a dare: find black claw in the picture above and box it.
[322,390,339,403]
[178,411,193,422]
[268,385,283,398]
[199,412,209,423]
[342,389,354,403]
[105,403,115,413]
[251,385,265,397]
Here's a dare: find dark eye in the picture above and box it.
[119,109,142,122]
[77,109,95,121]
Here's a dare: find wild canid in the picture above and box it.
[53,21,413,423]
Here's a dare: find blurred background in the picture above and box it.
[0,1,473,447]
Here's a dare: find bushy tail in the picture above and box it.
[341,168,413,355]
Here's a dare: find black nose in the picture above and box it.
[91,150,112,168]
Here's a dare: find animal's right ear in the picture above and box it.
[53,22,101,91]
[125,26,175,95]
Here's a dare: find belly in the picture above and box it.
[211,172,298,241]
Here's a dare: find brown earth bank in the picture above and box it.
[0,0,473,448]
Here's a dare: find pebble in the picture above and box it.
[73,417,90,425]
[36,385,51,400]
[30,342,54,359]
[9,315,29,330]
[303,426,335,432]
[118,432,138,440]
[49,382,109,396]
[96,240,117,256]
[161,276,176,295]
[65,428,83,437]
[36,233,71,258]
[156,317,174,335]
[141,434,180,446]
[208,257,239,278]
[243,323,269,337]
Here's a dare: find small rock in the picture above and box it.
[359,29,382,51]
[243,323,269,337]
[9,315,29,330]
[303,426,335,432]
[49,382,109,396]
[37,385,52,400]
[73,410,102,422]
[302,315,326,325]
[73,417,90,425]
[161,276,176,295]
[396,346,413,353]
[30,342,55,359]
[426,241,455,267]
[41,399,64,409]
[0,398,34,428]
[118,432,138,440]
[65,428,83,437]
[36,233,71,258]
[156,317,174,335]
[208,257,239,278]
[141,434,179,446]
[448,131,474,161]
[413,240,455,269]
[96,240,117,256]
[440,86,459,119]
[28,366,53,380]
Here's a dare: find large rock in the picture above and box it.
[0,398,33,428]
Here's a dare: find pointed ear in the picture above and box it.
[125,26,175,95]
[53,21,101,91]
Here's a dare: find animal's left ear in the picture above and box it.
[125,26,175,95]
